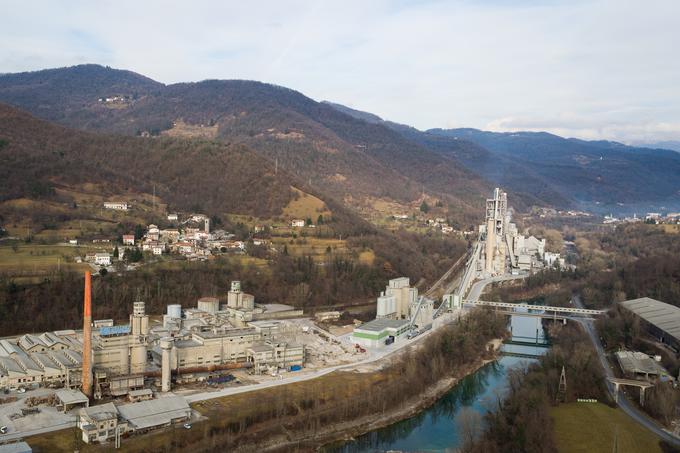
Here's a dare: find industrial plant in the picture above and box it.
[0,274,310,399]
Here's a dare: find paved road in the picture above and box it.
[467,273,528,302]
[572,295,680,447]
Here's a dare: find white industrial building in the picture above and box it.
[376,277,418,320]
[352,318,411,348]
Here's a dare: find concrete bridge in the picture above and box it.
[608,377,654,406]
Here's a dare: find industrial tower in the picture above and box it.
[484,188,508,275]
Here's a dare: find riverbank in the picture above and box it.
[25,310,506,452]
[249,338,504,453]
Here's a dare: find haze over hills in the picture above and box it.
[322,101,680,213]
[0,65,492,224]
[428,128,680,213]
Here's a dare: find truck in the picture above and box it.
[385,335,395,345]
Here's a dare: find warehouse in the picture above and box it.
[619,297,680,351]
[352,318,410,348]
[116,396,191,433]
[615,350,671,381]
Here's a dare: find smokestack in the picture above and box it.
[82,271,93,398]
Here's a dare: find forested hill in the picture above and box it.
[0,64,492,223]
[0,103,295,218]
[0,64,164,123]
[427,128,680,211]
[322,101,680,211]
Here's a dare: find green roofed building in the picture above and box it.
[352,318,410,349]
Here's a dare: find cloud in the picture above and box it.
[1,0,680,142]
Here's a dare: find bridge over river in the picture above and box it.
[464,300,606,320]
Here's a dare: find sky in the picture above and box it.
[2,0,680,143]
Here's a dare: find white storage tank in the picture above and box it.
[197,297,219,314]
[167,304,182,319]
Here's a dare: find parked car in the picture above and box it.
[0,426,8,434]
[183,423,192,429]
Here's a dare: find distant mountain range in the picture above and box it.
[1,64,679,215]
[0,65,494,223]
[632,140,680,153]
[324,101,680,212]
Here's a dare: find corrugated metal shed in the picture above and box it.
[619,297,680,342]
[117,396,190,431]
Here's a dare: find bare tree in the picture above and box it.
[457,406,482,450]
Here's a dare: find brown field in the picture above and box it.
[271,237,349,259]
[0,244,98,277]
[161,119,218,139]
[282,187,331,221]
[26,370,387,452]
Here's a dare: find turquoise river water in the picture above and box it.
[324,312,548,453]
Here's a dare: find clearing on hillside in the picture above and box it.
[282,187,331,221]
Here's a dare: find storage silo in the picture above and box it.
[167,304,182,319]
[197,297,219,314]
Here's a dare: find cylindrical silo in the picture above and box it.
[167,304,182,319]
[160,338,173,392]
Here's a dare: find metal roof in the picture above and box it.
[117,396,190,430]
[56,389,89,405]
[100,325,131,337]
[619,297,680,342]
[615,351,667,376]
[355,318,410,332]
[80,402,118,420]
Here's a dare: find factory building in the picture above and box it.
[352,318,411,349]
[482,188,509,275]
[619,297,680,351]
[478,188,555,275]
[78,396,190,443]
[246,341,305,374]
[376,277,418,320]
[2,277,306,395]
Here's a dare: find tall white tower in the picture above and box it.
[484,188,508,275]
[129,301,149,374]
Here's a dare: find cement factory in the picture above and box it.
[0,274,310,399]
[0,186,562,449]
[480,187,559,275]
[351,187,561,349]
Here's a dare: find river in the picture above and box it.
[324,312,549,453]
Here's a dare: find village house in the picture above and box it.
[291,219,305,228]
[167,213,179,222]
[122,235,135,246]
[103,202,129,211]
[146,225,160,241]
[94,253,112,266]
